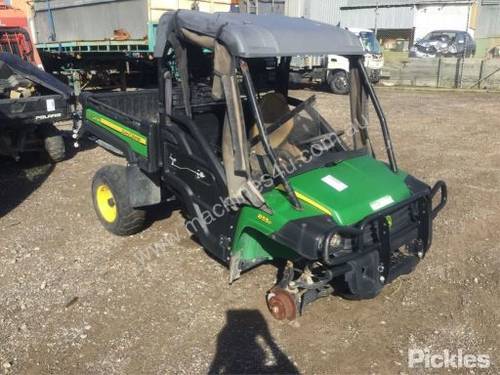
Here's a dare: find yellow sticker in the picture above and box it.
[99,117,147,145]
[385,215,393,228]
[257,213,272,225]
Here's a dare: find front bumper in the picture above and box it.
[409,48,436,58]
[323,180,447,297]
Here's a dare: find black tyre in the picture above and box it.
[371,69,381,84]
[44,134,66,162]
[92,164,147,236]
[328,70,350,95]
[40,123,66,163]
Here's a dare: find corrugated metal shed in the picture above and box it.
[284,0,346,25]
[304,0,347,25]
[339,0,473,31]
[285,0,303,17]
[340,5,415,29]
[342,0,471,7]
[284,0,414,30]
[476,2,500,37]
[239,0,286,15]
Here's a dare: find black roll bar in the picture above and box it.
[239,60,302,210]
[358,60,398,173]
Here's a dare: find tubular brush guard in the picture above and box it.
[321,180,447,298]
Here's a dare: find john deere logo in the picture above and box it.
[385,215,393,228]
[257,213,272,225]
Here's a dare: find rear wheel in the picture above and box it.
[40,123,66,163]
[328,70,350,95]
[92,164,147,236]
[44,135,65,162]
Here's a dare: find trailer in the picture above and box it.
[33,0,237,89]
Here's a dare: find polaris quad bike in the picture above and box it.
[0,53,72,162]
[75,11,447,320]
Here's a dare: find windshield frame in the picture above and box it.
[246,93,356,180]
[423,31,458,42]
[238,56,398,207]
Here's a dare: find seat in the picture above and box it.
[249,92,299,157]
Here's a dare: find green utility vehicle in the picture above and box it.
[75,11,447,320]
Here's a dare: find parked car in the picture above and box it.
[409,30,475,58]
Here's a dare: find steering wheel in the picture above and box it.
[296,131,345,151]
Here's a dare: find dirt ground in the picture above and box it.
[0,88,499,374]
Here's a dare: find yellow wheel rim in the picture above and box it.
[96,184,117,223]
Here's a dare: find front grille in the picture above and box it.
[389,204,415,235]
[416,45,436,54]
[361,201,419,249]
[362,222,378,246]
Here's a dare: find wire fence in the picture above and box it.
[382,58,500,90]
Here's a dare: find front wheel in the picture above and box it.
[328,71,350,95]
[92,164,147,236]
[370,69,381,84]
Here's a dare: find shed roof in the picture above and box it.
[154,10,364,58]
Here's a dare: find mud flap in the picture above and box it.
[126,165,161,208]
[345,251,384,299]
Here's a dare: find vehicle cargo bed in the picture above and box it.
[0,94,69,126]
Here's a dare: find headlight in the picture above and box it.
[329,233,343,250]
[327,233,352,257]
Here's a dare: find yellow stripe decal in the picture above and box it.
[295,191,332,216]
[99,117,147,145]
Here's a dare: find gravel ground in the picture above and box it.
[0,88,499,374]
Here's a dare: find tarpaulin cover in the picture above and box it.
[0,52,72,98]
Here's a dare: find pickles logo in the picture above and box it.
[408,349,490,369]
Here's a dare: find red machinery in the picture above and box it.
[0,3,42,66]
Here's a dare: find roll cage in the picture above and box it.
[155,10,398,211]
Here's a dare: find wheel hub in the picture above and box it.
[267,287,297,321]
[96,184,117,223]
[335,76,348,89]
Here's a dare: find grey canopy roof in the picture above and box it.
[154,10,364,58]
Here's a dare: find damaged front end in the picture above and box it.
[410,40,459,58]
[266,178,447,320]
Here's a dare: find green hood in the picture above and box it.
[231,155,412,261]
[289,155,411,226]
